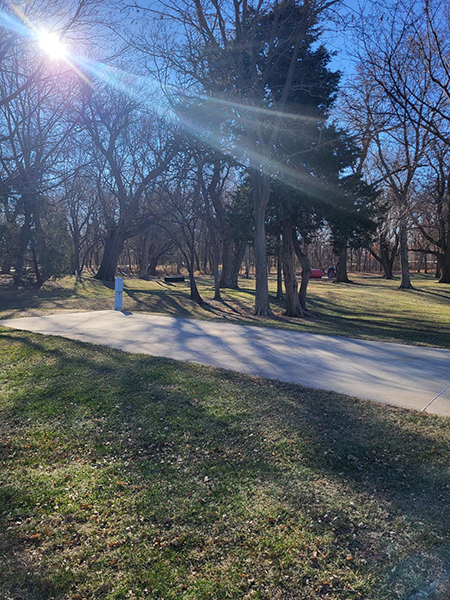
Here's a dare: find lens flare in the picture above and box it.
[38,31,67,60]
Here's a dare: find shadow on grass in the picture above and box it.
[415,287,450,301]
[308,296,450,348]
[0,283,75,311]
[1,329,450,598]
[123,287,196,318]
[0,276,114,317]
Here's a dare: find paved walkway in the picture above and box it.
[1,310,450,416]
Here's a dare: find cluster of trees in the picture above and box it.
[0,0,448,319]
[342,0,450,287]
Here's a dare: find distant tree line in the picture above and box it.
[0,0,448,319]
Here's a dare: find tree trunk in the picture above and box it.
[219,234,234,288]
[203,244,208,273]
[188,264,204,305]
[276,239,283,300]
[254,207,270,315]
[230,240,246,289]
[335,246,350,283]
[210,237,222,301]
[195,250,200,273]
[252,166,271,315]
[356,249,362,272]
[245,244,250,279]
[31,239,42,288]
[13,202,31,285]
[435,253,443,278]
[32,204,53,285]
[398,212,413,289]
[380,232,396,279]
[138,232,152,279]
[293,235,311,313]
[1,254,12,274]
[281,219,303,317]
[439,231,450,284]
[148,255,158,277]
[95,227,126,281]
[72,242,81,277]
[70,225,82,277]
[369,235,396,280]
[416,252,423,274]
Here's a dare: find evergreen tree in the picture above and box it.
[261,9,377,314]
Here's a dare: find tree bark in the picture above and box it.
[293,235,311,313]
[13,201,31,285]
[188,264,204,305]
[435,253,442,278]
[210,235,222,301]
[148,255,158,277]
[32,203,53,285]
[195,250,200,273]
[230,240,246,289]
[245,244,250,278]
[276,238,283,300]
[252,168,271,315]
[380,232,396,279]
[1,254,12,275]
[138,231,152,279]
[95,227,126,281]
[69,223,82,277]
[398,210,413,289]
[439,231,450,283]
[369,232,397,280]
[31,239,42,288]
[219,233,234,288]
[254,205,270,315]
[281,219,303,317]
[335,246,351,283]
[72,242,81,277]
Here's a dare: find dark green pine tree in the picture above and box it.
[261,2,377,315]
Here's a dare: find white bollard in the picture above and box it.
[114,277,123,311]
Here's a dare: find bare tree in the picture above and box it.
[0,0,100,110]
[345,52,432,288]
[156,165,205,305]
[62,163,99,278]
[410,142,450,282]
[81,86,179,281]
[354,0,450,283]
[0,45,80,284]
[133,225,173,280]
[0,0,104,283]
[368,196,399,281]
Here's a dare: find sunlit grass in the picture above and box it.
[0,272,449,348]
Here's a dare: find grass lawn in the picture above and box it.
[1,329,450,599]
[0,272,449,348]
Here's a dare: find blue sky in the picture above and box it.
[325,0,363,76]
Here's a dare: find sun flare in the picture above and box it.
[38,31,67,60]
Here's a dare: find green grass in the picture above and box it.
[1,329,450,599]
[1,272,449,348]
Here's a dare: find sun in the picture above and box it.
[38,31,68,60]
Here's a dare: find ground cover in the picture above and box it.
[1,329,450,599]
[0,273,449,348]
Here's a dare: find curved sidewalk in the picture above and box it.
[1,310,449,416]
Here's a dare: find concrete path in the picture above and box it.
[1,310,450,416]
